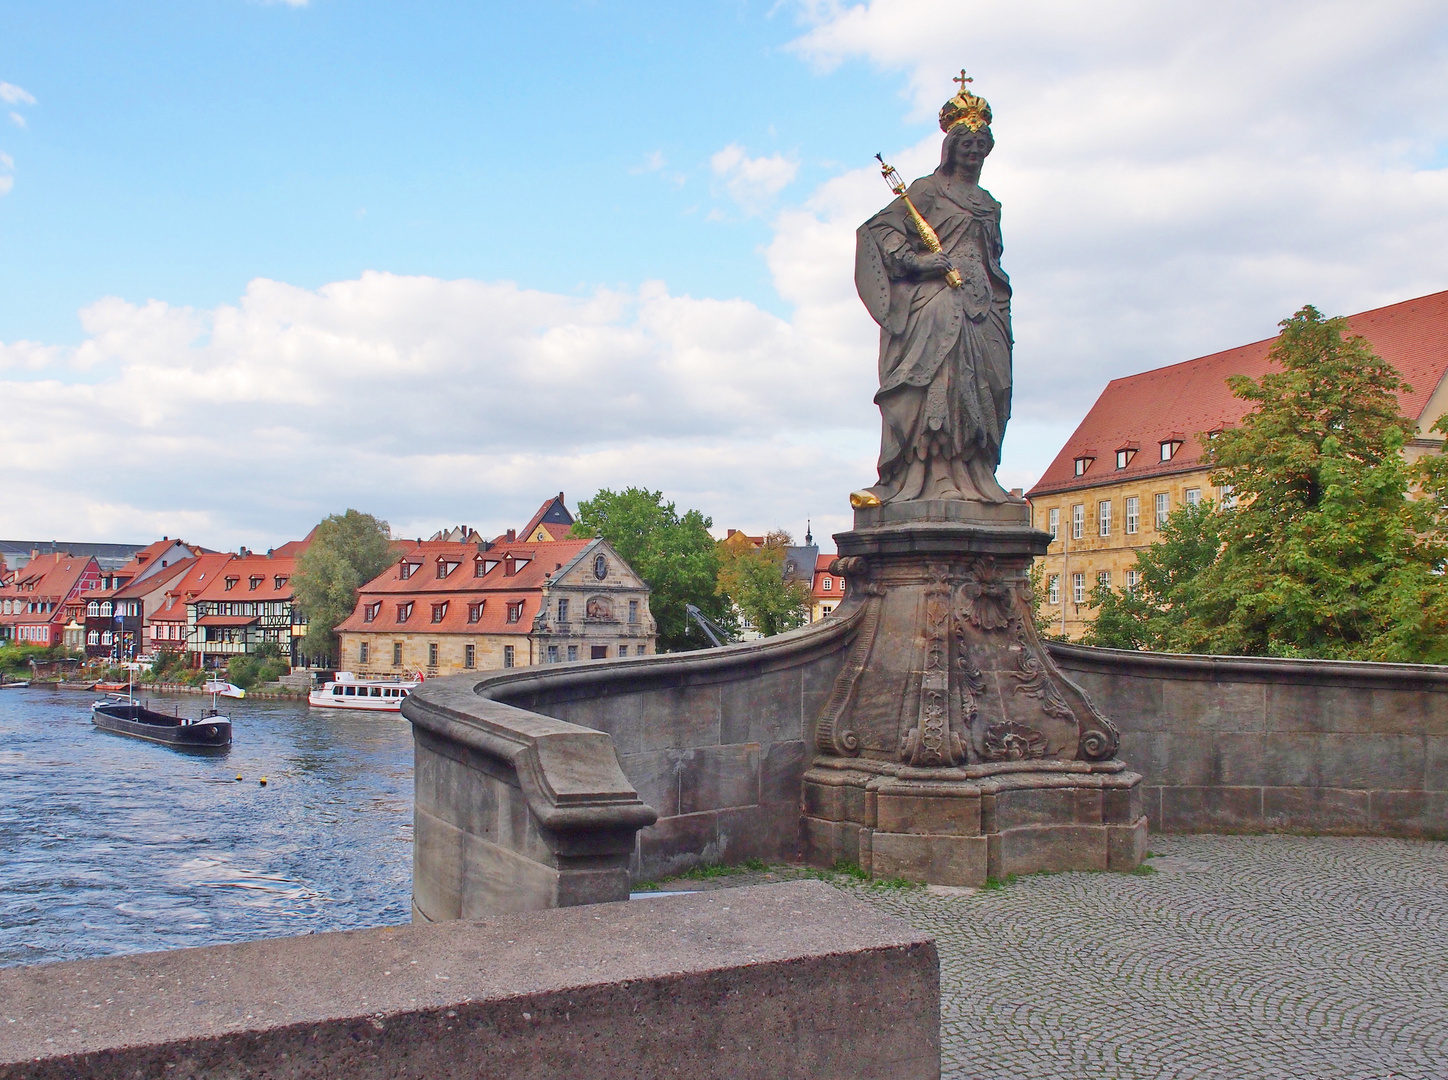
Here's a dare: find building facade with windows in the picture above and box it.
[334,534,655,679]
[81,540,200,660]
[809,553,848,624]
[187,554,301,668]
[0,553,102,647]
[1027,291,1448,639]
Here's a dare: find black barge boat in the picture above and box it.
[91,694,232,751]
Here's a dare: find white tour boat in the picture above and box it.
[308,671,421,712]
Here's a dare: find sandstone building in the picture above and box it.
[1027,291,1448,639]
[334,533,655,678]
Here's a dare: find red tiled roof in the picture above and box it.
[191,555,298,603]
[334,592,539,635]
[812,554,847,600]
[518,493,573,542]
[357,539,591,596]
[111,539,197,581]
[150,553,236,618]
[0,554,101,625]
[112,559,193,599]
[1027,290,1448,498]
[270,527,316,559]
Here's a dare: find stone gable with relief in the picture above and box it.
[531,539,656,663]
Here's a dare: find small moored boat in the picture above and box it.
[91,693,232,751]
[308,672,420,712]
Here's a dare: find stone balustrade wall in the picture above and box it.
[0,881,940,1080]
[1048,643,1448,837]
[484,612,856,880]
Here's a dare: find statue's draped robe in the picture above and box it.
[855,175,1013,502]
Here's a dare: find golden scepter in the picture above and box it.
[875,153,962,289]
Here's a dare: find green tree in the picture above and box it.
[293,509,395,663]
[1028,561,1065,642]
[716,530,811,638]
[1086,305,1448,661]
[1081,501,1223,651]
[570,488,733,652]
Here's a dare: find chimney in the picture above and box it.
[506,528,516,543]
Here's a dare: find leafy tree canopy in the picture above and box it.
[570,488,733,652]
[716,529,811,639]
[1081,501,1224,651]
[1084,305,1448,662]
[293,509,395,663]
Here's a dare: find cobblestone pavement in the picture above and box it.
[653,835,1448,1080]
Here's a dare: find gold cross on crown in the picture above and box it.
[953,69,972,94]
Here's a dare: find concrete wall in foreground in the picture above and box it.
[493,612,856,880]
[1049,643,1448,837]
[0,881,940,1080]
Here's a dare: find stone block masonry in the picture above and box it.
[0,881,941,1080]
[458,610,855,881]
[1051,642,1448,837]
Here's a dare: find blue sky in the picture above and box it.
[3,1,1448,550]
[2,1,912,343]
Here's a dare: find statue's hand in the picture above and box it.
[897,250,954,279]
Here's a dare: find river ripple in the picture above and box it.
[0,687,413,967]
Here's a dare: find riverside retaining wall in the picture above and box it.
[1049,643,1448,837]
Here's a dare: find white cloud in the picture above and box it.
[8,112,25,129]
[710,144,800,214]
[4,3,1448,548]
[0,82,35,106]
[0,273,869,549]
[785,0,1448,438]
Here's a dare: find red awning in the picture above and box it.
[195,615,259,627]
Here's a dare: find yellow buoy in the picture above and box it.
[259,777,268,786]
[235,775,243,782]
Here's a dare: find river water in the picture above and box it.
[0,687,414,968]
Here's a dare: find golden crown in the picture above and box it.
[939,69,992,133]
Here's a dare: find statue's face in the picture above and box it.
[946,127,993,174]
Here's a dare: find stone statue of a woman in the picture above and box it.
[853,77,1014,507]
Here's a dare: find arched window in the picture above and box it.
[87,601,100,617]
[100,602,112,617]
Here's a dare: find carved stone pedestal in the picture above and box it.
[802,501,1147,885]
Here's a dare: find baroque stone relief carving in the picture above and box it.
[814,549,1120,768]
[899,564,965,767]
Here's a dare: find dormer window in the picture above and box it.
[224,576,238,591]
[1115,443,1139,470]
[822,577,832,592]
[274,575,287,590]
[249,575,263,591]
[467,601,483,623]
[397,601,414,623]
[506,601,524,624]
[431,601,448,623]
[436,559,459,579]
[399,562,417,580]
[363,602,381,623]
[480,558,499,576]
[1160,435,1184,462]
[1073,455,1095,476]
